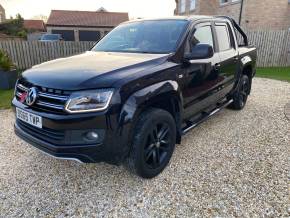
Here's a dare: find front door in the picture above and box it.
[180,22,222,120]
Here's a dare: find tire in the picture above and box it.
[126,108,176,179]
[229,75,250,110]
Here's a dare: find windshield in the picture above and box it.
[41,34,60,40]
[92,20,188,54]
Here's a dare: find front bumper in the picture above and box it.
[15,122,101,163]
[12,98,130,164]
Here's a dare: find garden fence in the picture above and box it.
[0,30,289,69]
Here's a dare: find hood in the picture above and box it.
[21,51,170,90]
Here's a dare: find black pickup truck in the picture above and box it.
[13,16,256,178]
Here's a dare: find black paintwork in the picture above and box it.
[13,16,257,164]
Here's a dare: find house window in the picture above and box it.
[190,0,196,11]
[179,0,186,13]
[220,0,229,4]
[220,0,240,5]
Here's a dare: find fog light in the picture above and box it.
[85,131,99,141]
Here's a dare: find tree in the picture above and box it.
[31,15,48,22]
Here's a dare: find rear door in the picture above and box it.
[214,22,239,98]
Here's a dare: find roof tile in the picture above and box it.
[47,10,129,27]
[24,20,46,31]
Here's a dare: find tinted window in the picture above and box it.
[215,25,231,51]
[92,20,188,54]
[192,25,214,47]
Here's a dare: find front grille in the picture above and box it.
[15,81,71,114]
[17,120,65,145]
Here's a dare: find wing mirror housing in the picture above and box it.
[185,44,214,60]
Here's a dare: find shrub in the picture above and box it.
[0,14,27,39]
[0,50,14,71]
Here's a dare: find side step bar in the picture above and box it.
[182,99,233,135]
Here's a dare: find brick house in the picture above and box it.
[24,20,46,41]
[0,4,6,23]
[24,20,46,32]
[46,9,129,41]
[175,0,290,30]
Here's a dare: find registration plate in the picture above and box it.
[16,107,42,129]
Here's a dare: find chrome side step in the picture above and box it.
[182,99,233,135]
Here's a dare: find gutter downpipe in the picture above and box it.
[239,0,244,25]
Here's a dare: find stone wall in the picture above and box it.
[175,0,290,30]
[241,0,290,30]
[0,4,6,23]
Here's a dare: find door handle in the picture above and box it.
[233,56,239,61]
[214,63,221,70]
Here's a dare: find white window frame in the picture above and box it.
[220,0,240,5]
[179,0,186,13]
[190,0,196,11]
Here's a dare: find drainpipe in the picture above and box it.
[175,0,178,15]
[239,0,244,25]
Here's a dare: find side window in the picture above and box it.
[192,25,214,48]
[215,25,232,51]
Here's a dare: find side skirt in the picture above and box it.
[181,99,233,135]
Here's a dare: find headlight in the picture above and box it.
[65,89,114,113]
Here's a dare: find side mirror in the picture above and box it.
[185,44,214,60]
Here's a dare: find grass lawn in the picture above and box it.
[256,67,290,82]
[0,89,14,110]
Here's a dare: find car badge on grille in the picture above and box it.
[25,87,38,106]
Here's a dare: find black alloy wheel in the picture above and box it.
[126,108,176,178]
[229,75,250,110]
[238,76,250,108]
[144,122,171,169]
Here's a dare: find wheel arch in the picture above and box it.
[241,62,254,94]
[119,80,183,144]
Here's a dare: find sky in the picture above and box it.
[0,0,176,20]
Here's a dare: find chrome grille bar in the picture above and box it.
[17,84,29,92]
[36,101,64,110]
[16,92,22,98]
[16,82,69,113]
[38,92,69,101]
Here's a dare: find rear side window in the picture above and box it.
[215,25,231,51]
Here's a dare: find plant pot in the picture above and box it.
[0,69,18,90]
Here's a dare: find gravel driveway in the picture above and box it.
[0,78,289,217]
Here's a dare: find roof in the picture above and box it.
[124,15,214,23]
[123,15,231,25]
[24,20,46,31]
[46,10,129,27]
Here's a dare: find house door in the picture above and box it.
[52,30,75,41]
